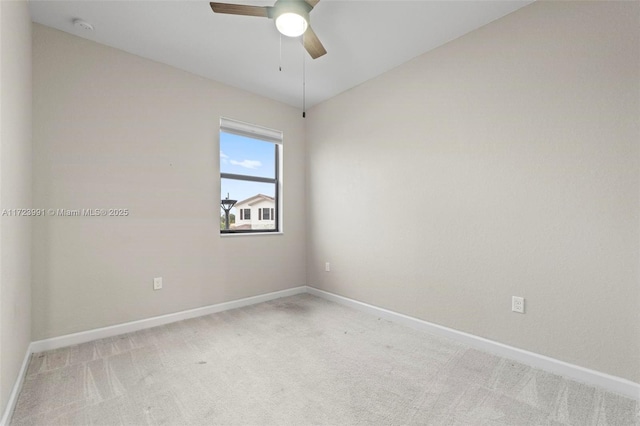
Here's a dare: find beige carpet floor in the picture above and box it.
[10,294,639,425]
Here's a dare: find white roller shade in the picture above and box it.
[220,117,283,143]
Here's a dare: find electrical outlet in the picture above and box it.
[325,262,330,272]
[512,296,524,313]
[153,277,163,290]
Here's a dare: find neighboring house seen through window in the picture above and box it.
[219,118,281,233]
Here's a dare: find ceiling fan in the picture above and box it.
[209,0,327,59]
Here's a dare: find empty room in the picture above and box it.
[1,0,638,424]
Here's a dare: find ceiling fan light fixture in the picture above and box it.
[209,0,326,58]
[275,11,308,37]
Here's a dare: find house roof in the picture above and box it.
[234,194,275,208]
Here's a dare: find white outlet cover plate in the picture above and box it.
[153,277,162,290]
[512,296,524,313]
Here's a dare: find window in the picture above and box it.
[219,118,281,233]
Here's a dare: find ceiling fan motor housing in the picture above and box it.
[270,0,312,37]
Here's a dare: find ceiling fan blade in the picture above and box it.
[303,25,327,59]
[305,0,320,9]
[209,2,270,18]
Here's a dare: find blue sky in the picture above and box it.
[220,132,276,214]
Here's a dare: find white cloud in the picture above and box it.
[230,159,262,170]
[220,151,229,162]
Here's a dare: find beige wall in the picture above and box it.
[0,0,32,413]
[306,1,639,382]
[32,24,306,340]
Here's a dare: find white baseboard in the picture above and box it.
[30,286,306,353]
[0,346,32,426]
[306,286,640,401]
[5,283,637,426]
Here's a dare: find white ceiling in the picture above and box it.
[29,0,533,109]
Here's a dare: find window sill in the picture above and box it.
[220,232,283,238]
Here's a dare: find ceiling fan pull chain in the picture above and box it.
[279,33,282,72]
[302,33,306,118]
